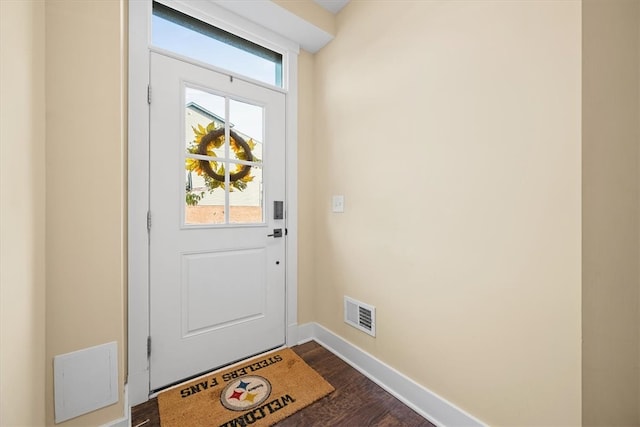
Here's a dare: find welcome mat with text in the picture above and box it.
[157,348,335,427]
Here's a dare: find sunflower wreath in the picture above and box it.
[185,122,259,202]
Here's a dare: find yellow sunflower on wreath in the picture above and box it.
[185,121,260,206]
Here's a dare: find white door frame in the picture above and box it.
[127,0,306,406]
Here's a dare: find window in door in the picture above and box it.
[184,86,265,225]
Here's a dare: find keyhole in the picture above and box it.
[276,261,280,265]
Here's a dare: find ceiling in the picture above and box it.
[313,0,350,14]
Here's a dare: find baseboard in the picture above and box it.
[297,322,486,427]
[101,385,129,427]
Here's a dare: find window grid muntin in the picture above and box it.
[183,84,266,227]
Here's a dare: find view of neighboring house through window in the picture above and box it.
[152,1,283,87]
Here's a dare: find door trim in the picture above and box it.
[127,0,304,406]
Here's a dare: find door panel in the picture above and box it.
[181,249,267,335]
[149,52,286,391]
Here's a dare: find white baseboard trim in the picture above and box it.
[102,385,129,427]
[297,322,486,427]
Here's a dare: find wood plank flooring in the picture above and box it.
[132,341,435,427]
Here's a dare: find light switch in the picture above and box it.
[332,195,345,213]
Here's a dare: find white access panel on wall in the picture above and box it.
[53,341,119,423]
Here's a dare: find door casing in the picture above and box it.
[127,0,300,405]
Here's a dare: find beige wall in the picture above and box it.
[1,1,126,425]
[310,1,582,425]
[582,1,640,425]
[44,1,126,425]
[0,1,46,426]
[3,0,638,425]
[298,49,317,324]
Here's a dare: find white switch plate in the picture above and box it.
[332,195,345,213]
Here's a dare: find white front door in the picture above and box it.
[149,51,286,391]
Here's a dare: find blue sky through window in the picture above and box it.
[152,13,281,87]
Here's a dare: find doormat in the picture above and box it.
[157,348,334,427]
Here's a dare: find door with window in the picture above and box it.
[149,51,286,391]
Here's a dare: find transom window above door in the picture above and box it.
[152,1,283,87]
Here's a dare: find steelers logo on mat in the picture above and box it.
[220,376,272,411]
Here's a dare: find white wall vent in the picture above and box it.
[344,296,376,337]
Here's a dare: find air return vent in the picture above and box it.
[344,296,376,337]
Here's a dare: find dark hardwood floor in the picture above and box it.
[132,341,435,427]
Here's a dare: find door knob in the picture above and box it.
[267,228,283,238]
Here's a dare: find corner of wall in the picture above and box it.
[44,0,127,424]
[271,0,335,36]
[582,1,640,425]
[0,0,46,425]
